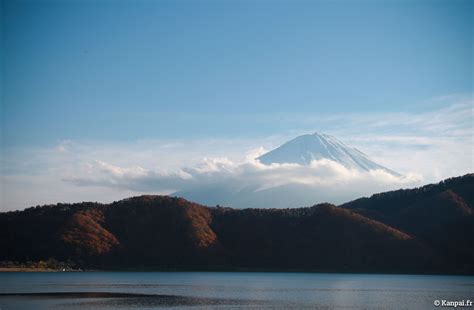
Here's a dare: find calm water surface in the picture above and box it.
[0,272,473,309]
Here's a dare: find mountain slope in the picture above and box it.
[0,174,473,273]
[257,132,399,175]
[0,199,430,272]
[175,133,405,208]
[341,174,474,271]
[211,204,429,271]
[61,208,119,257]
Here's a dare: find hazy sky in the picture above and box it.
[1,0,473,210]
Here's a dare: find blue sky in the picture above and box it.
[2,0,472,145]
[1,0,472,210]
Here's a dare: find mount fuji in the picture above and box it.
[175,133,405,208]
[257,132,400,176]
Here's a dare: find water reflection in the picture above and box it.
[0,272,473,309]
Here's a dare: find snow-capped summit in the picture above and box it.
[257,132,400,175]
[174,132,409,209]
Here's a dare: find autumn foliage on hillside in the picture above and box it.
[0,174,473,273]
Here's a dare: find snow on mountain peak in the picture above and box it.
[257,133,400,176]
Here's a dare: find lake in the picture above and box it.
[0,272,473,309]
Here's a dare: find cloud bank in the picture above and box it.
[1,96,472,210]
[63,154,423,208]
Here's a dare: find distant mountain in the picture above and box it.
[258,132,400,175]
[1,174,473,274]
[175,133,402,208]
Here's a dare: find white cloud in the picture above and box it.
[63,155,423,208]
[0,96,472,210]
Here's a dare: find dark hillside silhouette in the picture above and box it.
[0,174,472,273]
[341,174,474,271]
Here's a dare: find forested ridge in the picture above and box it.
[1,174,473,274]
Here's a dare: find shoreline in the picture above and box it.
[1,267,473,276]
[0,267,62,272]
